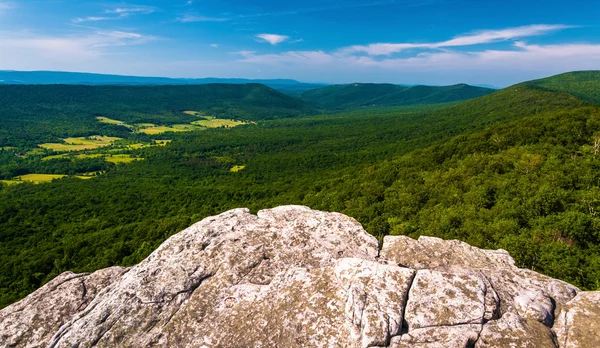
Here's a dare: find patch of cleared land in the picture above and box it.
[155,140,172,146]
[192,116,248,128]
[139,124,200,135]
[105,155,143,164]
[42,154,69,161]
[96,114,247,136]
[40,136,122,152]
[96,116,126,125]
[16,174,67,183]
[75,176,94,180]
[229,165,246,172]
[136,123,157,128]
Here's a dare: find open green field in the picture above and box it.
[96,116,125,125]
[16,174,66,183]
[41,154,69,161]
[192,116,249,128]
[139,124,200,135]
[40,136,122,152]
[95,113,246,135]
[105,155,143,164]
[229,165,246,172]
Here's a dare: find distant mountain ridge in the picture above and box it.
[300,83,496,110]
[0,70,327,94]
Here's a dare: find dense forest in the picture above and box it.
[0,83,315,147]
[300,82,495,110]
[1,71,600,308]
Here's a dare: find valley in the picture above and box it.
[1,72,600,310]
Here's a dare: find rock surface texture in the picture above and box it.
[1,205,599,348]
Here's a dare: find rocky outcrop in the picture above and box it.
[1,206,598,347]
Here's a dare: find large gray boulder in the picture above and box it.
[1,206,598,347]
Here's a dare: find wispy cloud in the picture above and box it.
[345,24,575,55]
[73,4,156,23]
[0,29,158,66]
[236,24,600,85]
[106,5,156,17]
[176,13,229,22]
[255,34,289,45]
[72,16,119,23]
[210,43,219,48]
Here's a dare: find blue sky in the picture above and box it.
[0,0,599,86]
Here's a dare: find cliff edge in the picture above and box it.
[1,206,598,347]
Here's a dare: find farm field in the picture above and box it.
[192,116,248,128]
[40,136,122,152]
[105,155,143,164]
[96,116,126,125]
[96,113,249,135]
[139,124,200,135]
[16,174,66,183]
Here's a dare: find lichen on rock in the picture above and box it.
[1,206,598,347]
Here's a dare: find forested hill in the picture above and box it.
[300,83,495,110]
[0,83,316,147]
[0,83,313,120]
[526,70,600,104]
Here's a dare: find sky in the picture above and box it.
[0,0,599,86]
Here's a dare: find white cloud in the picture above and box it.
[0,29,157,68]
[345,24,574,55]
[106,6,156,17]
[210,44,219,48]
[255,34,289,45]
[237,50,334,64]
[176,14,229,22]
[72,16,118,23]
[236,40,600,85]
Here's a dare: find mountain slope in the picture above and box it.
[526,70,600,104]
[300,83,495,110]
[0,83,316,147]
[0,70,327,93]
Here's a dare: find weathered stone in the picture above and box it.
[0,267,127,348]
[391,324,481,348]
[404,270,487,329]
[554,292,600,348]
[1,206,598,348]
[477,312,557,348]
[514,290,555,327]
